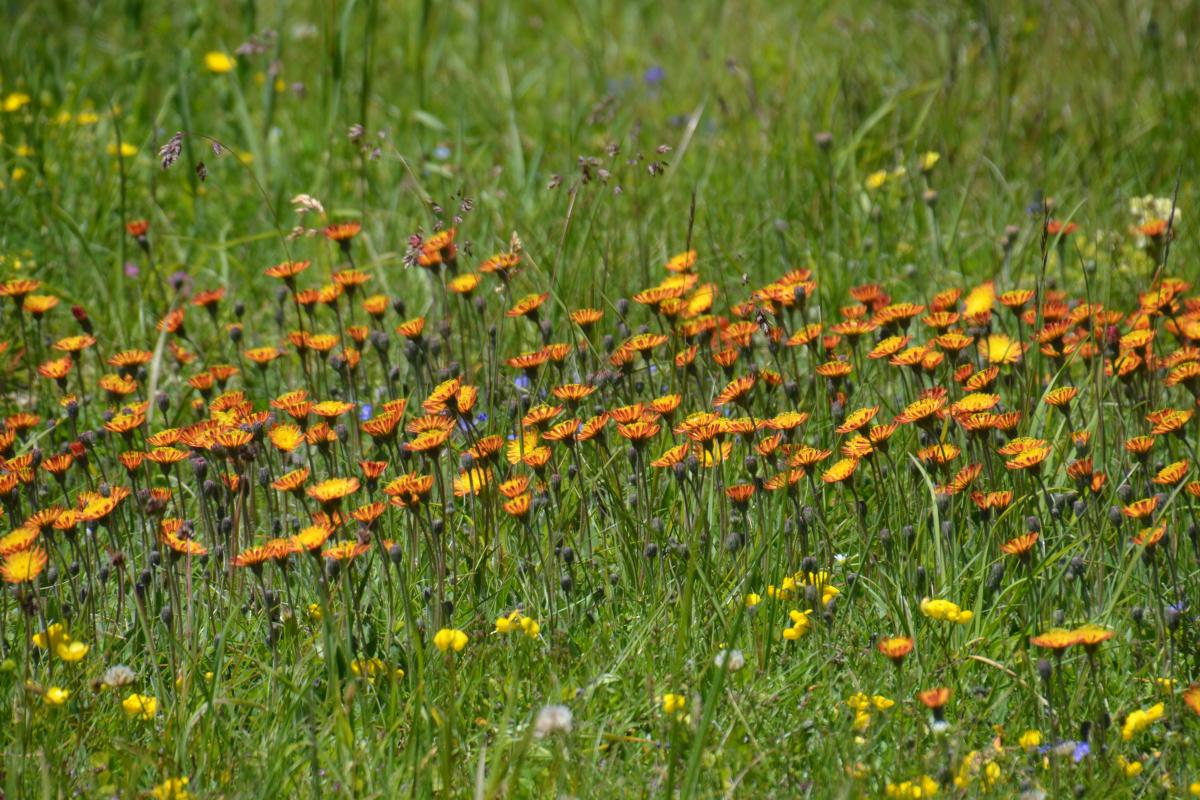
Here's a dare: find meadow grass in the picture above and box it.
[1,1,1200,797]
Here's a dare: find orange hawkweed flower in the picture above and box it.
[307,477,360,506]
[271,468,310,494]
[1132,524,1166,548]
[1005,445,1050,472]
[835,406,879,434]
[1147,408,1192,436]
[506,292,549,319]
[1031,628,1077,653]
[725,484,755,507]
[1001,533,1039,559]
[895,396,946,426]
[878,636,913,664]
[232,546,272,569]
[1072,624,1113,653]
[503,493,533,519]
[292,524,334,553]
[1122,497,1158,520]
[265,260,311,281]
[1183,685,1200,717]
[821,457,858,484]
[918,687,950,710]
[569,308,603,327]
[324,221,361,243]
[714,375,755,407]
[1,546,47,584]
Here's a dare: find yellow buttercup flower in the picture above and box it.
[865,170,889,191]
[661,693,687,716]
[2,93,31,112]
[44,686,70,706]
[1121,702,1164,740]
[920,598,973,624]
[56,640,89,662]
[203,52,237,74]
[433,628,468,653]
[106,142,138,158]
[122,692,159,720]
[1018,729,1042,750]
[151,777,192,800]
[33,622,69,651]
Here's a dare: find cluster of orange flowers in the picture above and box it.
[1,214,1198,778]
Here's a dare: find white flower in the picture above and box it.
[534,704,573,737]
[100,664,136,689]
[714,649,745,672]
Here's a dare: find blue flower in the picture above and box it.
[514,375,531,390]
[644,66,665,87]
[359,404,373,421]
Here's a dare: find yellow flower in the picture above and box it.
[151,777,192,800]
[76,111,99,125]
[783,609,813,639]
[106,142,138,158]
[433,628,468,653]
[3,93,31,112]
[744,592,761,607]
[1190,782,1200,796]
[204,52,237,74]
[33,622,69,651]
[56,640,89,662]
[919,151,940,172]
[661,693,687,716]
[1121,702,1164,740]
[307,602,322,621]
[1117,756,1143,778]
[122,692,159,720]
[885,775,938,798]
[519,616,540,638]
[1018,729,1042,750]
[44,686,69,706]
[920,598,973,624]
[865,170,889,191]
[495,611,521,633]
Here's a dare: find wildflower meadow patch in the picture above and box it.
[2,1,1200,797]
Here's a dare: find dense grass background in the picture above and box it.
[2,0,1200,797]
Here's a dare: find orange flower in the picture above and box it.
[918,687,950,710]
[1000,532,1039,558]
[1122,497,1158,520]
[506,292,549,319]
[877,636,914,665]
[324,221,361,242]
[1030,628,1076,653]
[265,260,311,280]
[307,477,360,505]
[1183,685,1200,716]
[1,546,47,584]
[821,457,858,484]
[1072,624,1113,652]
